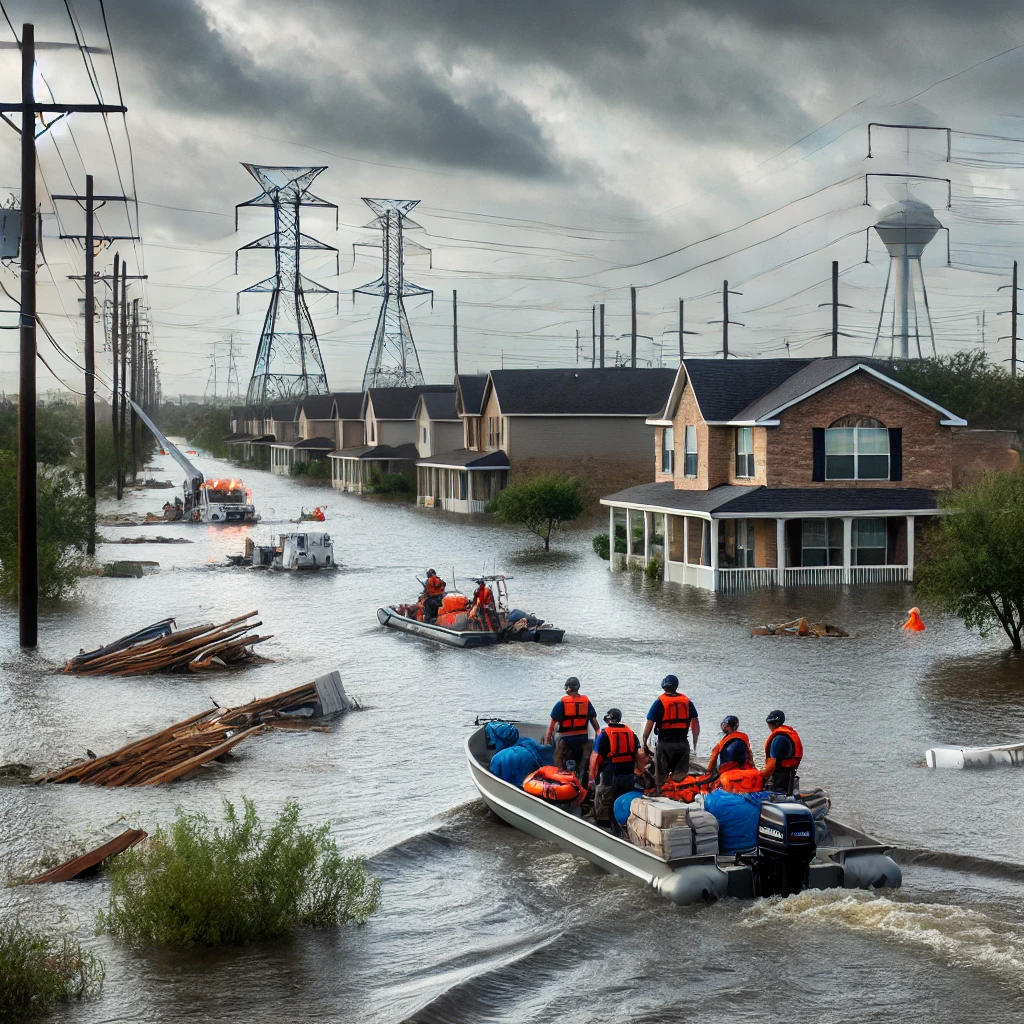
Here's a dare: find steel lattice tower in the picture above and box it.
[354,198,432,390]
[235,164,338,404]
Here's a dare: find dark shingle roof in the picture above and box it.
[601,482,940,515]
[294,436,337,450]
[416,448,510,469]
[682,359,812,421]
[457,374,488,416]
[299,394,336,420]
[489,368,675,416]
[330,442,419,461]
[267,402,299,421]
[367,385,456,420]
[332,391,364,420]
[421,391,459,420]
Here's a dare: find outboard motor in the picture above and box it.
[755,801,816,897]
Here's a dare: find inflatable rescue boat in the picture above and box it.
[466,723,902,905]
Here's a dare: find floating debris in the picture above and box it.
[101,535,193,545]
[64,611,272,675]
[141,479,175,489]
[20,829,148,884]
[94,560,160,578]
[751,618,850,637]
[40,672,353,787]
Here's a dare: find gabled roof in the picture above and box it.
[331,391,364,420]
[485,367,676,416]
[267,402,299,422]
[329,442,419,461]
[416,448,510,469]
[652,357,967,426]
[456,374,488,416]
[364,385,457,421]
[298,394,336,420]
[418,390,459,421]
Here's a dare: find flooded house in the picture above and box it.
[601,357,1019,590]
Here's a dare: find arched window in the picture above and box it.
[825,415,890,479]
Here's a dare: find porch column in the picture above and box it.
[467,471,473,508]
[842,517,853,584]
[906,515,915,582]
[776,517,786,585]
[709,518,719,590]
[643,511,651,565]
[682,515,689,566]
[626,510,634,561]
[608,506,616,571]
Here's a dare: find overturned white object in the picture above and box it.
[925,742,1024,769]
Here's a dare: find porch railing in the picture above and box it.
[716,567,778,591]
[850,565,910,584]
[783,566,844,587]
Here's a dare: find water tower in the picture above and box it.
[871,198,941,359]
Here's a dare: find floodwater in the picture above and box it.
[3,451,1024,1022]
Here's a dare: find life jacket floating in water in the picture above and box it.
[903,607,925,631]
[523,765,585,804]
[715,767,764,793]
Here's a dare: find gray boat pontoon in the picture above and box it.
[466,723,902,905]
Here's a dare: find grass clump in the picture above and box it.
[98,797,380,948]
[0,921,105,1023]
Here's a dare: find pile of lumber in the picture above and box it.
[751,617,850,637]
[41,672,352,787]
[64,612,271,675]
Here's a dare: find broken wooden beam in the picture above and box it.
[20,828,147,884]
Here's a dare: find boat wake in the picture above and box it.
[744,890,1024,981]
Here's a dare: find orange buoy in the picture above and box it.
[903,607,925,631]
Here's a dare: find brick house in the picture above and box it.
[601,357,1019,590]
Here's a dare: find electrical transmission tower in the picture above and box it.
[235,164,338,405]
[354,198,432,390]
[205,333,244,402]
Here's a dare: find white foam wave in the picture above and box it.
[744,890,1024,978]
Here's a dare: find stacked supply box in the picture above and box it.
[626,797,719,860]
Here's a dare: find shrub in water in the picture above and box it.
[305,458,332,481]
[0,922,105,1023]
[592,532,610,559]
[98,798,380,947]
[371,471,411,495]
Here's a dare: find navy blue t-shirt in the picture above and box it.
[768,733,796,762]
[719,736,749,766]
[594,728,638,775]
[646,696,697,735]
[550,697,596,729]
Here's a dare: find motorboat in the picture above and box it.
[227,531,335,570]
[377,574,564,648]
[466,722,902,905]
[925,741,1024,768]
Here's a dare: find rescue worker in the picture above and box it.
[707,716,755,776]
[642,675,699,788]
[422,568,446,622]
[543,677,598,782]
[762,710,803,794]
[589,708,646,830]
[469,578,498,631]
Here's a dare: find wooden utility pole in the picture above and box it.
[131,298,139,481]
[630,285,637,368]
[591,304,596,368]
[710,280,744,360]
[677,298,698,361]
[575,329,580,364]
[8,21,126,646]
[599,303,605,368]
[111,253,121,499]
[452,289,458,378]
[119,261,128,489]
[831,260,839,357]
[998,261,1019,378]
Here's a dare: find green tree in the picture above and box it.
[916,471,1024,650]
[488,474,584,550]
[0,453,94,603]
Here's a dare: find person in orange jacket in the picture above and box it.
[707,716,755,776]
[469,578,498,631]
[421,568,446,622]
[762,710,803,794]
[544,677,598,782]
[589,708,646,829]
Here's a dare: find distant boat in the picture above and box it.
[925,742,1024,768]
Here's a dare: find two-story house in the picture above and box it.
[269,394,342,475]
[600,357,1018,590]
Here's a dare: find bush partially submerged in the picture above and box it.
[99,798,380,947]
[489,474,585,550]
[0,921,105,1023]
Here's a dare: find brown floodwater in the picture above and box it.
[2,451,1024,1022]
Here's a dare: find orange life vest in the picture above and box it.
[425,576,446,596]
[473,585,493,608]
[764,725,803,769]
[602,724,637,766]
[523,765,585,804]
[657,773,713,802]
[557,695,592,737]
[657,692,693,732]
[441,593,469,613]
[709,730,754,773]
[716,767,764,793]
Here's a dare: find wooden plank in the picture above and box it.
[137,726,265,785]
[21,828,147,884]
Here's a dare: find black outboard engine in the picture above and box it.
[755,801,816,897]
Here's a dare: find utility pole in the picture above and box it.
[709,280,744,359]
[131,298,139,481]
[119,260,128,492]
[111,252,120,499]
[818,260,852,358]
[997,260,1019,378]
[575,329,580,364]
[8,21,126,647]
[676,298,698,361]
[591,304,596,368]
[452,289,459,378]
[599,303,606,368]
[630,285,637,368]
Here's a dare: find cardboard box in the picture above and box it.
[634,797,692,829]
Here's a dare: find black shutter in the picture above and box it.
[812,428,825,481]
[889,427,903,481]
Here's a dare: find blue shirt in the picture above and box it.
[594,727,639,775]
[646,696,698,734]
[768,733,796,761]
[550,697,596,727]
[719,736,750,766]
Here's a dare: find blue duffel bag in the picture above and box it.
[704,789,768,854]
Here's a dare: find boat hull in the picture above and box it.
[377,607,499,648]
[466,724,901,905]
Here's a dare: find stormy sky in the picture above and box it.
[4,0,1024,397]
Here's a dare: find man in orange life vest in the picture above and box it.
[707,716,755,776]
[642,675,699,785]
[422,569,446,622]
[589,708,646,829]
[543,677,598,781]
[469,578,498,631]
[762,709,803,794]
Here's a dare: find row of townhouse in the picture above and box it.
[600,356,1020,592]
[225,368,677,508]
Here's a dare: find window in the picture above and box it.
[683,425,698,477]
[661,427,674,474]
[487,416,497,448]
[853,518,887,565]
[800,518,843,566]
[735,427,754,478]
[825,417,889,480]
[719,519,755,568]
[422,427,427,444]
